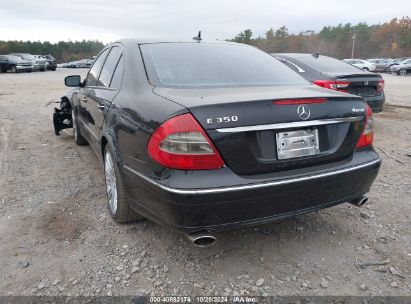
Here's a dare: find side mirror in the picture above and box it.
[64,75,82,87]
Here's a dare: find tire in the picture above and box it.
[1,66,7,73]
[399,69,407,76]
[11,66,17,73]
[104,145,143,223]
[72,109,88,145]
[362,67,369,72]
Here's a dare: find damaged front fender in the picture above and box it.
[53,97,72,135]
[53,88,77,136]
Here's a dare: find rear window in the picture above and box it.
[140,43,307,87]
[294,55,362,73]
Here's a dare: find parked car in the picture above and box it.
[0,54,33,73]
[343,59,376,72]
[388,57,411,73]
[366,58,391,72]
[59,62,78,68]
[33,55,48,71]
[9,53,43,71]
[53,39,380,246]
[273,53,385,112]
[391,58,411,75]
[42,55,57,71]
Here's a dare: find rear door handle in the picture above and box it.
[97,103,105,111]
[82,97,88,103]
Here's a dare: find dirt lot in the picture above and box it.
[0,70,410,297]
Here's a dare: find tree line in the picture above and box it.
[0,40,105,63]
[229,17,411,59]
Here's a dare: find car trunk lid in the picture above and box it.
[154,85,367,175]
[331,73,383,98]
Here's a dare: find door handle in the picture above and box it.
[82,97,88,103]
[97,104,105,111]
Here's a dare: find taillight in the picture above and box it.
[147,113,224,170]
[377,79,385,92]
[355,104,374,148]
[313,80,351,92]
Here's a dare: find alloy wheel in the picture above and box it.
[104,151,118,214]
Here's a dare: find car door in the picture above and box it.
[81,44,124,153]
[76,48,110,143]
[0,56,8,72]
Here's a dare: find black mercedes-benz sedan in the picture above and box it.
[272,53,386,113]
[54,39,380,246]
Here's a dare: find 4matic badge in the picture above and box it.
[352,107,365,113]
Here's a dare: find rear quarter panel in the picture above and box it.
[103,42,187,179]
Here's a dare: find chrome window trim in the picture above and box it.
[215,116,362,133]
[123,158,380,195]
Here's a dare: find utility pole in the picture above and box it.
[351,34,356,59]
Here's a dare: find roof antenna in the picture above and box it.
[193,31,202,42]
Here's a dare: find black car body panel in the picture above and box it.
[153,86,366,175]
[55,39,381,233]
[0,55,8,72]
[122,148,380,231]
[272,53,385,113]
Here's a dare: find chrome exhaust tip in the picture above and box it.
[349,196,368,207]
[185,231,216,247]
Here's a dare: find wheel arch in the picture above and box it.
[101,130,121,164]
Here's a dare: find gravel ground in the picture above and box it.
[0,69,410,297]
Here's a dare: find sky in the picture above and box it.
[0,0,409,43]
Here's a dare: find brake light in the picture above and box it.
[377,79,385,92]
[313,80,351,92]
[355,104,374,148]
[273,98,327,105]
[147,113,224,170]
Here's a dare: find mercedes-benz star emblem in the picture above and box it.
[297,104,311,120]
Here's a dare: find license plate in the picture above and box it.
[276,129,320,160]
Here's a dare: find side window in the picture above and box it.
[85,48,109,87]
[97,46,122,87]
[110,55,124,89]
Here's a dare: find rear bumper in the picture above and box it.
[122,148,381,232]
[364,93,385,113]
